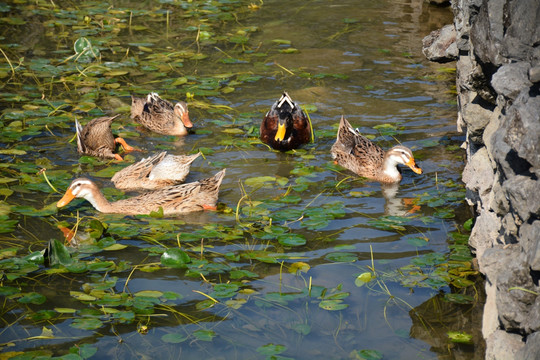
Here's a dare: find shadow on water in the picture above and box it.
[0,0,485,358]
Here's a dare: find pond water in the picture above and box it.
[0,0,485,359]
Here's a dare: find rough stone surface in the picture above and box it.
[426,0,540,357]
[491,62,532,100]
[462,146,494,205]
[516,331,540,360]
[485,330,524,360]
[422,24,458,62]
[530,66,540,83]
[468,211,500,258]
[522,221,540,270]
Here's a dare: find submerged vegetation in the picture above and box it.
[0,0,481,359]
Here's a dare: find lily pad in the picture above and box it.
[161,248,191,268]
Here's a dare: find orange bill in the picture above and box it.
[405,158,423,174]
[274,122,286,142]
[115,137,136,152]
[58,225,75,243]
[57,188,76,207]
[181,113,193,128]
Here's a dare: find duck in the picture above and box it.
[131,92,193,136]
[111,151,201,191]
[331,116,422,183]
[260,92,311,151]
[76,115,135,161]
[57,169,226,216]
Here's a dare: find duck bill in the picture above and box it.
[274,121,286,142]
[57,189,76,208]
[181,113,193,129]
[406,158,423,174]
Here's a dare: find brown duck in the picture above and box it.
[111,151,201,191]
[331,116,422,183]
[260,92,311,151]
[57,169,226,216]
[76,115,135,161]
[131,92,193,136]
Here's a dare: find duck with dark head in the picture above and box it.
[260,92,311,151]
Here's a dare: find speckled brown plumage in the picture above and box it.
[76,115,129,161]
[111,151,201,191]
[260,92,311,151]
[57,169,226,216]
[331,116,422,183]
[131,93,192,136]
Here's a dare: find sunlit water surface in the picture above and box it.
[0,0,485,359]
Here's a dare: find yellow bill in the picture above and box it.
[274,122,286,142]
[406,158,423,174]
[57,189,76,208]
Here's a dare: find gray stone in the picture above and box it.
[463,146,495,205]
[461,94,496,143]
[482,106,502,168]
[488,178,509,217]
[483,278,498,338]
[503,91,540,174]
[522,221,540,271]
[529,66,540,83]
[422,24,458,63]
[491,62,532,100]
[503,176,540,223]
[470,0,507,68]
[496,249,538,332]
[485,330,524,360]
[446,0,540,356]
[501,212,519,243]
[516,331,540,360]
[501,0,540,63]
[452,0,484,51]
[469,211,500,257]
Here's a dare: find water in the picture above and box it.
[0,0,484,358]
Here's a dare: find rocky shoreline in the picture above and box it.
[423,0,540,358]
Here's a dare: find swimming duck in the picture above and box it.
[260,92,311,151]
[57,169,226,216]
[111,151,201,191]
[76,115,135,161]
[131,92,193,136]
[331,116,422,183]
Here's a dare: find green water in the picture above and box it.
[0,0,484,359]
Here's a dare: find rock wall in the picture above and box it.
[424,0,540,358]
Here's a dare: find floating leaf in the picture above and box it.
[0,286,20,296]
[134,290,163,298]
[277,233,306,247]
[104,70,128,77]
[319,299,348,311]
[161,248,191,268]
[55,308,77,313]
[257,343,287,356]
[162,333,188,344]
[192,329,215,342]
[245,176,275,187]
[325,252,357,263]
[289,262,310,274]
[70,318,103,330]
[447,331,473,344]
[18,292,46,305]
[355,272,373,287]
[349,349,383,360]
